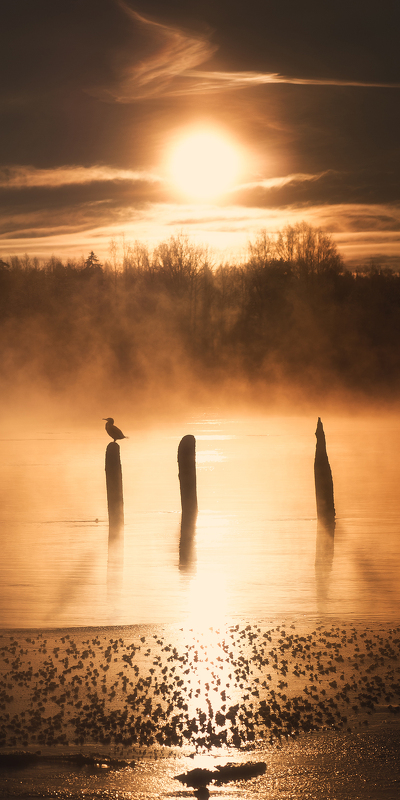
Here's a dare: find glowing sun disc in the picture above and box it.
[168,130,241,200]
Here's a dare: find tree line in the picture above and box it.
[1,223,400,402]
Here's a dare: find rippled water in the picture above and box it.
[3,727,400,800]
[1,412,400,629]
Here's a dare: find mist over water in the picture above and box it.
[3,228,400,425]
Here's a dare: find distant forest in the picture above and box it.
[1,223,400,405]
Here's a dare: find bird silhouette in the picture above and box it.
[103,418,128,442]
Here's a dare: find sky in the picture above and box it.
[1,0,399,267]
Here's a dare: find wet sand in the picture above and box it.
[1,618,400,798]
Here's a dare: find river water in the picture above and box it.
[1,411,400,799]
[0,411,399,628]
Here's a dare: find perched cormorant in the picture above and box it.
[103,418,128,442]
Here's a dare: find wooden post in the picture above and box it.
[105,441,124,537]
[314,417,335,524]
[178,435,197,568]
[178,435,198,521]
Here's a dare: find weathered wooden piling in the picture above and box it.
[178,434,198,569]
[314,417,335,524]
[178,434,198,521]
[105,441,124,536]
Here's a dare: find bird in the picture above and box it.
[103,418,128,442]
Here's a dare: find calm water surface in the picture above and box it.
[1,412,399,628]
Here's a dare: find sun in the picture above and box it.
[167,129,241,201]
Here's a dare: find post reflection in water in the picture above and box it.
[107,530,124,619]
[315,517,335,611]
[179,515,197,571]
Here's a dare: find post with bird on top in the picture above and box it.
[104,418,127,537]
[178,434,198,568]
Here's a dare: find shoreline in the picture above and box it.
[1,726,400,800]
[1,617,400,797]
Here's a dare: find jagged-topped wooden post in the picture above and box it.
[105,442,124,537]
[314,417,335,524]
[314,418,335,608]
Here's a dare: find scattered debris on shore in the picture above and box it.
[175,760,266,787]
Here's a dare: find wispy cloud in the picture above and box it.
[94,1,216,101]
[0,165,162,188]
[176,70,400,96]
[97,3,400,101]
[235,171,334,192]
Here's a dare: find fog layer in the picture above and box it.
[1,224,399,423]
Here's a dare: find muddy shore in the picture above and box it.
[1,619,400,797]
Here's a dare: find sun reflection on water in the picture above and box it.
[178,621,236,734]
[186,568,228,628]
